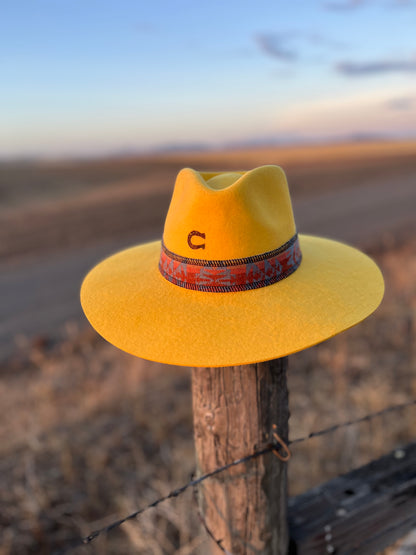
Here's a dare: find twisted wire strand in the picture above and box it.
[53,397,416,555]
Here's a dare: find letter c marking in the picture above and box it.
[188,230,206,250]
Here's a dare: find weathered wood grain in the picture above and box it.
[288,441,416,554]
[192,358,289,555]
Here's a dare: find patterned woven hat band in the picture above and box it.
[162,165,297,262]
[81,162,384,364]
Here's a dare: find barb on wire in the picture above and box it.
[54,397,416,555]
[53,445,273,555]
[289,397,416,446]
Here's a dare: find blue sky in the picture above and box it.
[1,0,416,158]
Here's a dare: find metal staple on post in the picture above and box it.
[52,397,416,555]
[192,359,290,554]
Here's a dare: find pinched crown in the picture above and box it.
[162,165,297,260]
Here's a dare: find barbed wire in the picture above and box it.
[53,445,273,555]
[53,397,416,555]
[289,397,416,446]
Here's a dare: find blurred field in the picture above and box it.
[2,140,416,212]
[0,141,415,554]
[1,140,416,261]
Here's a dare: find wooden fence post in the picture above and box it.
[192,357,290,555]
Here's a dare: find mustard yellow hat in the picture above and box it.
[80,165,384,367]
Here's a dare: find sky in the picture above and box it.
[1,0,416,158]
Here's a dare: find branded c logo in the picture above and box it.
[188,230,206,250]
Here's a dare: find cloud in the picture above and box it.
[392,0,415,6]
[134,22,157,34]
[324,0,414,9]
[336,56,416,75]
[276,89,416,140]
[255,31,343,62]
[255,34,297,61]
[387,96,416,110]
[323,0,366,10]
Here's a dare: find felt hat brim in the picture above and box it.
[80,234,384,368]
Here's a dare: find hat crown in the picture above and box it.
[163,165,296,260]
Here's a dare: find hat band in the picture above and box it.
[159,233,302,292]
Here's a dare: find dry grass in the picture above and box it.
[1,140,415,552]
[1,335,201,554]
[289,236,416,493]
[0,234,415,554]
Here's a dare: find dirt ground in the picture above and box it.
[0,142,415,554]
